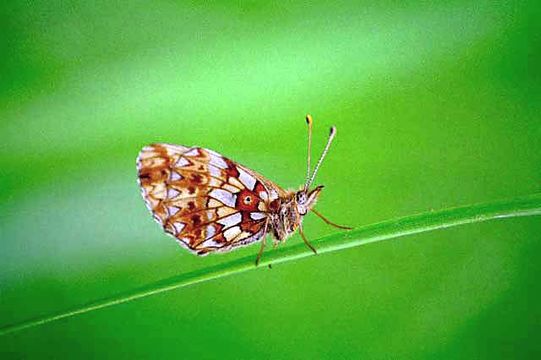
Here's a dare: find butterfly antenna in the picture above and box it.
[305,125,337,190]
[304,114,313,191]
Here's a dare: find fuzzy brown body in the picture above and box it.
[270,193,301,242]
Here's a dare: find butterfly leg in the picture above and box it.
[255,239,266,267]
[311,209,353,230]
[255,220,270,267]
[298,226,317,255]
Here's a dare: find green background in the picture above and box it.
[1,0,540,358]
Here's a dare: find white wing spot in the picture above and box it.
[217,212,242,227]
[269,190,279,201]
[209,189,237,207]
[173,222,185,234]
[223,226,241,241]
[167,188,180,199]
[178,237,191,247]
[209,153,228,169]
[184,149,199,157]
[170,171,182,181]
[201,238,222,248]
[209,177,221,187]
[206,225,216,239]
[168,206,180,216]
[237,168,256,190]
[209,165,221,177]
[176,157,190,167]
[250,212,266,220]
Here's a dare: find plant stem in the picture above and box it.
[1,193,540,336]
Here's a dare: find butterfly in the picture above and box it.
[136,115,351,265]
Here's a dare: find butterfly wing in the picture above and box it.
[136,143,284,255]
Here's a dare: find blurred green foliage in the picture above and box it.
[1,0,540,358]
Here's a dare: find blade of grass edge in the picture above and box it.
[1,193,540,336]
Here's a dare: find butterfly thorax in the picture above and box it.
[269,186,323,242]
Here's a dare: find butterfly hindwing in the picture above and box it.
[137,143,282,255]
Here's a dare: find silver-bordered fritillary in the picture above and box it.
[136,115,351,265]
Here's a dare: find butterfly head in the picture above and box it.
[295,185,324,216]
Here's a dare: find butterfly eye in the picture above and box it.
[296,192,307,205]
[243,195,253,205]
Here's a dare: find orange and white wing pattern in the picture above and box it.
[136,143,284,255]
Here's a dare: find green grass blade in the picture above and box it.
[1,193,540,336]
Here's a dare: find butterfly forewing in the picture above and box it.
[137,143,283,255]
